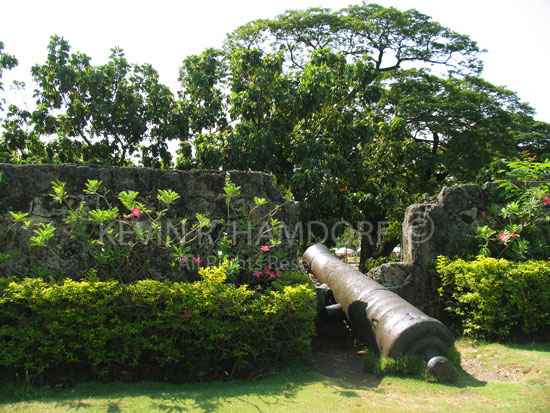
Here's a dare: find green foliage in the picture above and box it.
[3,4,549,266]
[379,354,426,376]
[363,352,425,377]
[362,255,401,273]
[1,36,187,166]
[0,265,316,384]
[362,351,382,375]
[362,346,459,383]
[0,41,18,112]
[383,71,535,186]
[28,223,56,248]
[8,211,29,222]
[269,270,313,291]
[157,189,180,207]
[474,159,550,260]
[49,180,68,205]
[435,256,550,340]
[176,3,550,266]
[225,4,483,74]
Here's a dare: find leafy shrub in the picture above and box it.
[0,266,316,384]
[362,346,460,383]
[362,351,382,375]
[363,255,401,273]
[379,354,426,376]
[435,256,550,340]
[475,159,550,260]
[363,352,425,378]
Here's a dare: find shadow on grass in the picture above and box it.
[0,360,490,411]
[501,341,550,353]
[3,331,509,410]
[451,366,487,388]
[0,364,345,412]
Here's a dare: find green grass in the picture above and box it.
[1,340,549,412]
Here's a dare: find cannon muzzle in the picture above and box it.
[303,244,454,376]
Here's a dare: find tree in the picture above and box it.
[3,36,187,166]
[0,41,46,163]
[177,3,546,270]
[225,3,483,75]
[0,41,18,112]
[515,119,550,160]
[381,70,538,185]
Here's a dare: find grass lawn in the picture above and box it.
[1,339,549,412]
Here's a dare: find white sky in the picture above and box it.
[1,0,549,122]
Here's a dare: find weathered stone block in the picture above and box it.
[0,164,299,279]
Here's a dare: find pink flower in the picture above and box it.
[498,232,518,242]
[193,256,204,264]
[125,208,141,219]
[543,195,550,205]
[260,245,270,252]
[180,309,192,319]
[181,256,190,264]
[252,270,263,278]
[268,270,281,279]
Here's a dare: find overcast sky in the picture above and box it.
[1,0,549,121]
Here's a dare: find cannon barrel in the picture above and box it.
[303,244,454,371]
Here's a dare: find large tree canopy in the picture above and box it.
[225,3,483,74]
[176,3,547,267]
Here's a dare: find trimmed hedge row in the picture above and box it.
[0,267,316,384]
[435,256,550,340]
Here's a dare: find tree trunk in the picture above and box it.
[375,238,399,259]
[358,219,379,272]
[358,218,400,272]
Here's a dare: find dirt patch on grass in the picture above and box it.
[460,356,528,382]
[312,320,548,385]
[457,341,547,384]
[311,319,381,386]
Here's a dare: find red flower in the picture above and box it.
[124,208,141,219]
[498,232,518,243]
[543,195,550,205]
[252,270,263,278]
[260,245,270,252]
[192,256,204,264]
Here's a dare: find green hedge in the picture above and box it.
[0,267,316,384]
[435,256,550,340]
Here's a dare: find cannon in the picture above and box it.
[303,244,454,376]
